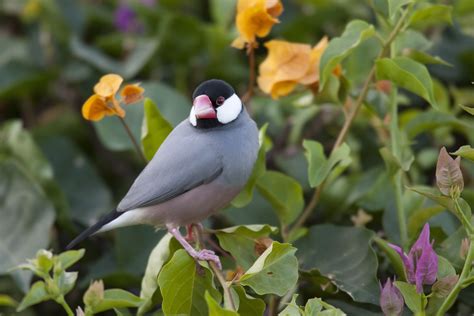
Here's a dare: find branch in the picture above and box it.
[117,116,147,163]
[242,43,256,104]
[287,5,413,237]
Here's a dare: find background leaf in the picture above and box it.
[296,225,380,305]
[256,171,304,227]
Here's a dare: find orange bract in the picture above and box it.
[257,37,340,99]
[232,0,283,49]
[120,84,145,105]
[82,95,115,121]
[94,74,123,98]
[81,73,142,121]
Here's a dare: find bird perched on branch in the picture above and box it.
[67,79,259,268]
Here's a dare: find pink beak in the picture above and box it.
[193,95,216,119]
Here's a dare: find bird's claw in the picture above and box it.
[193,249,222,269]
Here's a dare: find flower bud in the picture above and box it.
[380,278,404,316]
[35,249,54,274]
[436,147,463,197]
[83,280,104,308]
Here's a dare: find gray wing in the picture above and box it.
[117,121,223,212]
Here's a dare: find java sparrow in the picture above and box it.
[67,79,259,268]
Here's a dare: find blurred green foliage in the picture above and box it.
[1,0,474,315]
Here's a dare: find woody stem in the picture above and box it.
[287,3,413,238]
[242,44,256,105]
[117,116,147,163]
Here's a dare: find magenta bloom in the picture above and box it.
[114,5,142,33]
[390,223,438,293]
[380,278,404,316]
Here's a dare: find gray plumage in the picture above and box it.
[99,108,258,231]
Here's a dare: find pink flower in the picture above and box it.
[390,223,438,293]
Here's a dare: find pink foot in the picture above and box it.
[192,249,222,270]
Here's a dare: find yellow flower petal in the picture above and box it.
[120,84,145,105]
[299,36,329,85]
[93,74,124,98]
[233,0,283,47]
[82,95,114,121]
[257,40,311,98]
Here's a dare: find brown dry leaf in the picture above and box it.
[436,147,464,196]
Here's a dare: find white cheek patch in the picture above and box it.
[189,106,197,126]
[216,94,242,124]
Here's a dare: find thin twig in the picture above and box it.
[287,5,413,237]
[117,116,147,163]
[242,43,256,105]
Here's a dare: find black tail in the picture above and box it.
[66,210,121,250]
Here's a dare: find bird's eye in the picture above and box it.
[216,96,225,106]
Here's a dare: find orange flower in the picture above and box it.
[82,73,144,121]
[232,0,283,49]
[257,37,341,99]
[120,84,144,105]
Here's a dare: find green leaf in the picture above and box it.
[437,227,466,270]
[372,0,413,20]
[56,249,85,270]
[93,289,142,313]
[403,111,468,139]
[209,0,235,28]
[141,98,173,161]
[17,281,50,311]
[278,294,302,316]
[0,160,55,292]
[40,136,113,226]
[71,37,159,79]
[403,49,452,66]
[452,145,474,162]
[232,124,270,208]
[138,233,173,316]
[158,249,220,316]
[256,171,304,227]
[303,140,351,188]
[459,103,474,116]
[437,256,456,279]
[205,292,239,316]
[394,281,425,313]
[295,225,380,305]
[140,81,190,126]
[216,225,277,270]
[304,298,323,315]
[239,242,298,296]
[407,206,444,239]
[0,294,17,307]
[408,186,472,221]
[0,61,53,100]
[372,237,407,282]
[232,285,266,316]
[408,5,453,30]
[55,271,78,295]
[320,20,375,89]
[375,57,438,108]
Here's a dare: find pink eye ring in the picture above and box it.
[216,96,225,106]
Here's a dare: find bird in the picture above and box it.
[67,79,259,269]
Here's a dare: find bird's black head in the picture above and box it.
[189,79,243,129]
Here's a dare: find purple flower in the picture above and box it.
[390,223,438,293]
[114,4,142,33]
[380,278,404,316]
